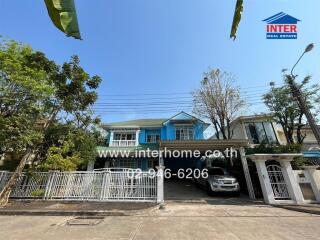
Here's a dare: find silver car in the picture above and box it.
[195,167,240,196]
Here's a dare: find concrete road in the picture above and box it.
[0,202,319,240]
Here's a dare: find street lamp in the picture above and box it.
[288,43,320,145]
[290,43,314,76]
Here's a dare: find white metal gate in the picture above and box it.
[0,170,158,202]
[267,165,290,199]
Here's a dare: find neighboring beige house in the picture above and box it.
[211,114,319,150]
[298,125,320,150]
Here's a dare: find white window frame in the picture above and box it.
[146,133,160,143]
[114,159,142,169]
[111,131,137,146]
[113,133,136,141]
[244,121,278,144]
[175,125,194,141]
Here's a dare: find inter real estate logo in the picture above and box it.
[263,12,300,39]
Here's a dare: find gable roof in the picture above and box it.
[163,111,207,124]
[102,111,210,129]
[102,119,166,129]
[230,114,274,126]
[263,12,300,24]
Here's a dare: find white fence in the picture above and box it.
[0,170,158,202]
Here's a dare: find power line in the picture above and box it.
[96,86,272,97]
[96,90,269,99]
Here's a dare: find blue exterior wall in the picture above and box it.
[160,120,204,141]
[139,129,146,144]
[161,127,167,140]
[106,112,207,144]
[107,120,206,143]
[194,122,204,139]
[139,129,161,144]
[163,122,176,140]
[100,113,208,170]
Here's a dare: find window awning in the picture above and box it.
[303,151,320,158]
[159,140,249,151]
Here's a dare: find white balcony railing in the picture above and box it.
[111,140,136,147]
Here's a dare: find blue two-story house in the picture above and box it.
[93,112,210,170]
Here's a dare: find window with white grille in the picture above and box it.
[175,125,194,140]
[146,134,160,143]
[114,133,136,140]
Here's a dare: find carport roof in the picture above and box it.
[159,140,249,151]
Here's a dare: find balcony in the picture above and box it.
[111,140,136,147]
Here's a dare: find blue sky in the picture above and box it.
[1,0,319,124]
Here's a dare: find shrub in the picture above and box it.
[30,189,45,197]
[245,142,308,169]
[245,142,301,155]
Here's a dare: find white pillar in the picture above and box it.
[303,166,320,202]
[239,147,255,200]
[159,155,164,167]
[135,130,140,146]
[109,131,114,146]
[280,160,304,204]
[156,166,164,203]
[254,160,277,204]
[87,161,95,171]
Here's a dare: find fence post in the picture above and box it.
[99,171,107,201]
[156,166,164,203]
[303,166,320,202]
[44,171,57,200]
[0,171,9,191]
[239,147,256,200]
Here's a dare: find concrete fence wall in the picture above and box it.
[293,168,320,203]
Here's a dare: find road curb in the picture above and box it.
[272,204,320,215]
[0,204,160,216]
[0,210,127,216]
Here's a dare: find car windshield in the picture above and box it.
[208,168,225,176]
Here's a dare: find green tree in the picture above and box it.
[0,38,101,205]
[0,39,54,161]
[35,123,101,171]
[263,71,320,144]
[38,143,81,172]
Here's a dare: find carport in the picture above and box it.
[158,140,256,200]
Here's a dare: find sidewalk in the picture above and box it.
[0,200,157,216]
[0,201,319,240]
[2,199,320,217]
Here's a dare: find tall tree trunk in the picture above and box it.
[282,125,293,144]
[296,113,305,144]
[287,126,295,144]
[211,116,220,139]
[0,148,35,206]
[0,107,60,206]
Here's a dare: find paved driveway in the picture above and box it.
[164,178,248,203]
[0,201,319,240]
[165,178,208,200]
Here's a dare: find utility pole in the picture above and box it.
[288,43,320,145]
